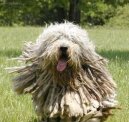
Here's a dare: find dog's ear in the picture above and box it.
[12,64,39,94]
[81,54,116,98]
[82,60,108,83]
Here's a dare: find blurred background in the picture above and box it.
[0,0,129,27]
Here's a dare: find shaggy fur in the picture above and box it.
[9,22,117,122]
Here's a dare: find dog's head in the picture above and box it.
[31,23,95,74]
[21,22,109,86]
[13,22,116,95]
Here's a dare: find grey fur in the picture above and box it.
[9,22,117,122]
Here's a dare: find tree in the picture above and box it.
[69,0,80,24]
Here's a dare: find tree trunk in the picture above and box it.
[56,6,66,23]
[69,0,80,24]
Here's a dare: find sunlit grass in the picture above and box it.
[0,26,129,122]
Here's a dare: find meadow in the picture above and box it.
[0,26,129,122]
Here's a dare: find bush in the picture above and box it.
[0,0,129,26]
[108,4,129,27]
[0,0,68,26]
[81,1,115,26]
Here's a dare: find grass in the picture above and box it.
[0,26,129,122]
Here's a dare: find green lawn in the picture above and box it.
[0,27,129,122]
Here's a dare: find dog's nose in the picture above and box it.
[60,46,68,52]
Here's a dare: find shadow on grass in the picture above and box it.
[0,49,21,57]
[29,118,39,122]
[98,50,129,61]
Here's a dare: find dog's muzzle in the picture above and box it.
[56,46,69,72]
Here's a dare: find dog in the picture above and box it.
[9,22,117,122]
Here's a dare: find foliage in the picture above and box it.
[81,1,115,25]
[108,4,129,27]
[0,0,69,25]
[0,0,129,26]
